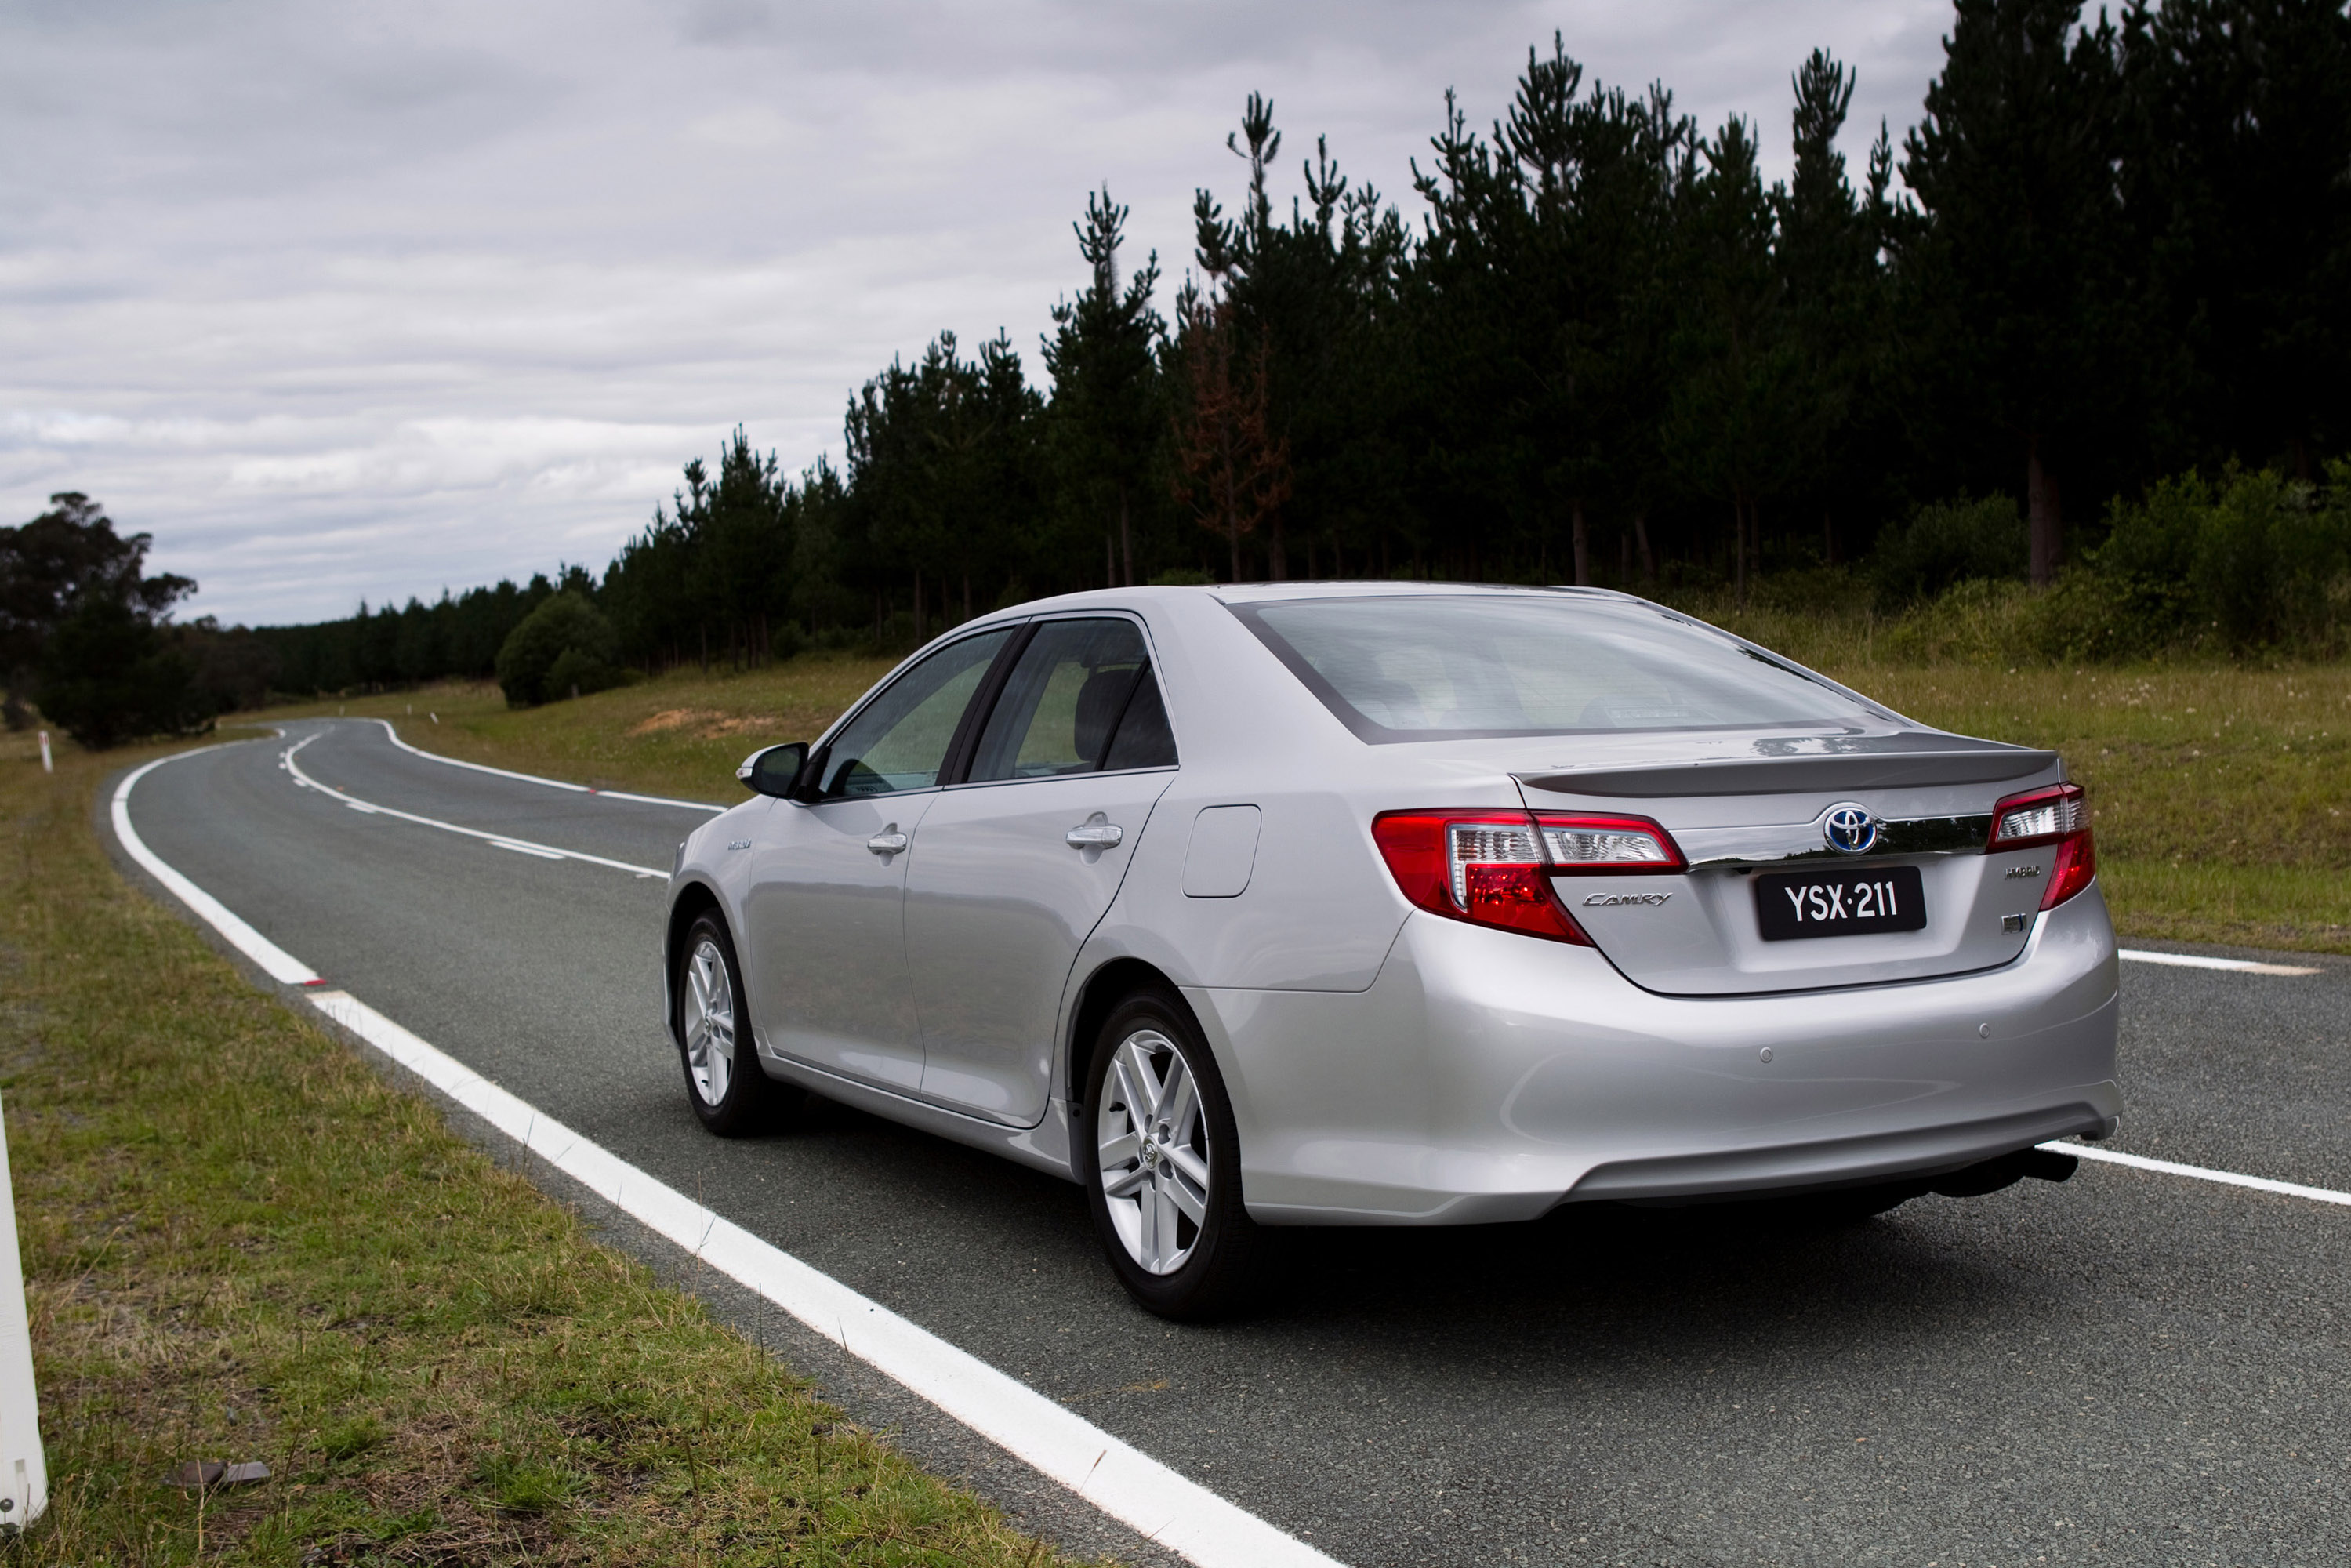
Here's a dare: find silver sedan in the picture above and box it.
[666,584,2119,1318]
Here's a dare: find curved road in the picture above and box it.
[118,720,2351,1567]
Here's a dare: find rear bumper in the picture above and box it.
[1194,883,2121,1225]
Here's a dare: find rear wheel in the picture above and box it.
[1078,989,1262,1319]
[676,911,785,1136]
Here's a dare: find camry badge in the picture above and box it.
[1823,804,1878,855]
[1584,891,1673,908]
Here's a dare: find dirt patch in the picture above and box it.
[624,709,719,736]
[625,709,771,740]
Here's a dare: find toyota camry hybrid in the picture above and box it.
[662,583,2120,1317]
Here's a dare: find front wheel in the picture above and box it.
[1077,989,1262,1319]
[675,911,785,1137]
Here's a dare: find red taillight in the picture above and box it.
[2042,830,2096,909]
[1463,862,1579,938]
[1371,810,1687,944]
[1989,782,2095,909]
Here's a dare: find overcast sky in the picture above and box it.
[1,0,1957,626]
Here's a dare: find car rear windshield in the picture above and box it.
[1232,594,1885,742]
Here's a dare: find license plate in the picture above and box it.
[1754,866,1927,941]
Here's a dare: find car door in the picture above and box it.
[746,626,1016,1094]
[905,616,1180,1125]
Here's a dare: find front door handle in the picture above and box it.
[1065,822,1124,849]
[867,828,909,856]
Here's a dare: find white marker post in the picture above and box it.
[34,734,49,775]
[0,1087,46,1531]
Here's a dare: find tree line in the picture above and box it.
[23,0,2351,732]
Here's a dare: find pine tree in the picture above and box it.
[2118,0,2351,478]
[1899,0,2126,583]
[1170,289,1290,582]
[1662,116,1801,606]
[1776,50,1893,561]
[1043,188,1166,586]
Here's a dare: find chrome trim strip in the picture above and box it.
[1520,748,2055,797]
[1678,812,1994,869]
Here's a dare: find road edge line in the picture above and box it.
[111,748,318,985]
[2044,1140,2351,1207]
[2117,948,2323,976]
[112,746,1345,1568]
[369,717,723,812]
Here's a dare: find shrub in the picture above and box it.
[1870,495,2030,609]
[2041,465,2351,660]
[495,593,621,706]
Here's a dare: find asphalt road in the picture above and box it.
[119,719,2351,1567]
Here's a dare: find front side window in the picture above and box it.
[1234,594,1886,742]
[967,619,1175,782]
[818,629,1014,797]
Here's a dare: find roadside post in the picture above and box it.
[0,1087,45,1530]
[35,733,49,775]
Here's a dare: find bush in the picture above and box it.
[1870,495,2030,609]
[495,593,621,706]
[2040,465,2351,660]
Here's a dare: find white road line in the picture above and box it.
[2043,1140,2351,1207]
[368,717,724,813]
[114,747,322,986]
[2118,948,2323,976]
[284,734,668,880]
[112,750,1344,1568]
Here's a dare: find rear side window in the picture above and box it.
[1101,674,1176,770]
[818,628,1014,797]
[968,619,1177,781]
[1233,595,1883,742]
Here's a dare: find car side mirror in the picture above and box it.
[738,742,809,799]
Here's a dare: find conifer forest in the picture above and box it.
[240,0,2351,695]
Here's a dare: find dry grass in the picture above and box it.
[0,725,1097,1566]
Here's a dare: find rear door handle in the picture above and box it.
[1065,822,1124,849]
[867,828,909,855]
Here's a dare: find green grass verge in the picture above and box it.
[262,656,897,805]
[252,646,2351,955]
[0,727,1094,1566]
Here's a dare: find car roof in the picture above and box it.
[981,581,1656,619]
[1206,581,1646,606]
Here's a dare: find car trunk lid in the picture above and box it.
[1513,729,2066,996]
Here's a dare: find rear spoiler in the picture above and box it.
[1519,742,2059,799]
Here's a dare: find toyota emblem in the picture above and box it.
[1823,804,1879,855]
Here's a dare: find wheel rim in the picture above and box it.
[1094,1028,1211,1276]
[681,936,735,1106]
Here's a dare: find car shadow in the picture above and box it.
[671,1083,2062,1379]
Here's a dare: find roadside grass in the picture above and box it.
[249,641,2351,954]
[0,725,1093,1566]
[261,653,894,804]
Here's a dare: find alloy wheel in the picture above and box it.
[681,935,736,1106]
[1094,1028,1212,1275]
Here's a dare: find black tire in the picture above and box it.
[1076,987,1264,1320]
[674,911,785,1137]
